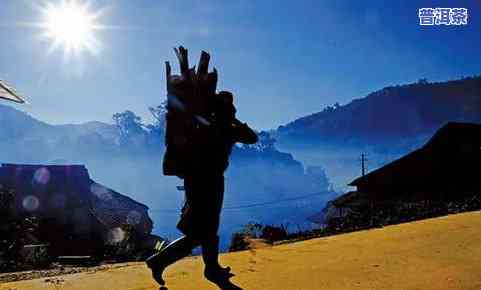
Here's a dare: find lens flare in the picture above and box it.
[106,227,126,244]
[22,195,40,212]
[33,167,51,185]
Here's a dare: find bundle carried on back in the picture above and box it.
[163,46,218,178]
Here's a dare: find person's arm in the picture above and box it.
[231,119,258,144]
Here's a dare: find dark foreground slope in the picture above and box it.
[3,211,481,290]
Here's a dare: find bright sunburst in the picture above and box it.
[40,0,103,56]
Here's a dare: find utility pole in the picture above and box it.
[361,153,368,177]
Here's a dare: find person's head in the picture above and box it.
[215,91,236,122]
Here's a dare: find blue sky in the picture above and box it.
[1,0,480,130]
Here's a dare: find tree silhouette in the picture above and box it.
[112,110,147,150]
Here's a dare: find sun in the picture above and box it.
[40,0,103,56]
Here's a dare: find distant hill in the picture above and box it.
[276,76,481,147]
[0,104,55,139]
[0,106,119,141]
[56,121,120,142]
[272,75,481,191]
[0,105,119,164]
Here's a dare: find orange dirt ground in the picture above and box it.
[2,211,481,290]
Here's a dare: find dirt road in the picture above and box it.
[3,211,481,290]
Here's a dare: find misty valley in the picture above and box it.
[2,75,481,254]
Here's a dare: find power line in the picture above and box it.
[223,192,324,210]
[148,192,325,213]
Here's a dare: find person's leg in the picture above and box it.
[200,175,232,281]
[201,234,232,279]
[146,235,199,285]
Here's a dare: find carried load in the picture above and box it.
[162,46,218,178]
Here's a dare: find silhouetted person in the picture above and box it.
[146,91,258,286]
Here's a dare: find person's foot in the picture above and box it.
[204,265,233,282]
[146,260,166,285]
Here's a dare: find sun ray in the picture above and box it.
[38,0,103,57]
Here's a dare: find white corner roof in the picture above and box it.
[0,80,26,103]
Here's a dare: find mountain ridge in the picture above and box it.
[276,75,481,146]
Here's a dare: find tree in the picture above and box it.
[145,101,167,151]
[148,101,167,127]
[112,111,147,150]
[255,131,277,152]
